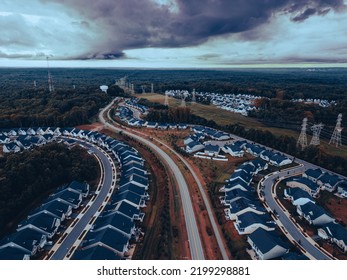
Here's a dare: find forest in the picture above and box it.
[0,143,99,238]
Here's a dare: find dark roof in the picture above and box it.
[230,197,264,213]
[204,144,220,153]
[18,212,58,234]
[0,247,30,260]
[229,169,253,184]
[115,201,140,219]
[82,228,129,253]
[299,201,332,221]
[67,181,89,194]
[304,168,323,179]
[187,141,203,149]
[285,187,314,202]
[118,183,147,197]
[318,173,342,186]
[71,245,122,260]
[225,188,256,202]
[111,190,142,206]
[29,200,70,219]
[288,177,320,192]
[282,252,309,260]
[0,228,46,253]
[319,222,347,243]
[225,178,252,191]
[237,212,275,229]
[93,213,134,235]
[248,228,288,255]
[47,189,81,206]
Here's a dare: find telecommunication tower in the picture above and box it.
[46,57,54,92]
[310,123,324,146]
[329,114,343,147]
[297,118,308,150]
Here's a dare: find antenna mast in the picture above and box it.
[47,57,54,92]
[329,113,343,147]
[297,117,308,150]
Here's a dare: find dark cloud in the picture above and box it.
[36,0,347,59]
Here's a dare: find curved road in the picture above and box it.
[100,100,205,260]
[261,167,331,260]
[50,139,115,260]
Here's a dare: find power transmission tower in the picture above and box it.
[47,57,54,92]
[151,83,154,94]
[329,113,343,147]
[33,80,37,88]
[310,123,324,146]
[164,92,169,106]
[297,117,308,150]
[141,85,146,94]
[192,88,196,103]
[180,96,186,107]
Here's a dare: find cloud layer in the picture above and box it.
[0,0,346,65]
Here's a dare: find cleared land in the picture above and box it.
[136,93,347,159]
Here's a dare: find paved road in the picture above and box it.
[100,100,205,260]
[261,167,331,260]
[50,140,114,260]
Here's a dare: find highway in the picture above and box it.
[49,139,115,260]
[99,100,205,260]
[261,167,331,260]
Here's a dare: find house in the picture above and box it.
[318,222,347,252]
[0,228,47,256]
[259,150,275,161]
[120,174,148,190]
[26,128,36,135]
[28,200,72,221]
[109,201,145,222]
[81,228,129,256]
[0,247,31,260]
[245,144,264,157]
[221,188,256,206]
[178,123,188,130]
[191,126,205,134]
[92,213,135,238]
[146,122,158,129]
[17,128,27,135]
[286,177,321,197]
[234,212,276,235]
[204,144,220,156]
[247,228,288,260]
[184,135,198,145]
[226,197,265,220]
[71,245,122,260]
[45,189,82,209]
[111,190,146,208]
[297,202,335,226]
[317,173,342,192]
[17,212,61,239]
[157,123,169,130]
[228,169,253,185]
[117,183,149,201]
[336,181,347,198]
[269,154,292,167]
[0,134,10,144]
[303,168,323,183]
[66,181,90,198]
[250,159,268,172]
[284,187,315,206]
[186,141,204,153]
[223,144,244,157]
[3,143,21,153]
[235,162,257,175]
[211,131,230,140]
[220,178,253,193]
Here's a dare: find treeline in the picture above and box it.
[249,98,347,129]
[0,143,99,238]
[0,88,112,128]
[146,107,216,127]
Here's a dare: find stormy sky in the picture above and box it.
[1,0,347,67]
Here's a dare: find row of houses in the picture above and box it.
[71,132,149,260]
[124,98,148,114]
[284,187,347,252]
[0,181,89,260]
[0,127,150,260]
[219,159,303,259]
[116,104,188,130]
